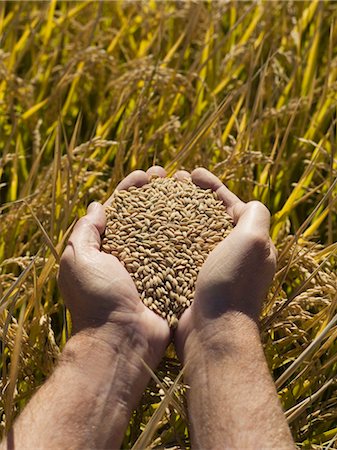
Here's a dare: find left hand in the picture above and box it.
[58,166,171,369]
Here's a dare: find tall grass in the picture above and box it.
[0,1,336,447]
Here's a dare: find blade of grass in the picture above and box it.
[23,201,60,263]
[4,301,26,432]
[277,176,337,260]
[131,367,185,450]
[285,377,335,423]
[276,294,337,389]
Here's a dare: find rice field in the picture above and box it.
[0,1,336,448]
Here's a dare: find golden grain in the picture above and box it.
[102,178,233,327]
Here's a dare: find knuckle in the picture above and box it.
[231,202,246,222]
[58,247,74,287]
[247,200,271,217]
[249,231,269,250]
[74,216,96,235]
[59,246,73,269]
[240,229,271,257]
[77,215,91,227]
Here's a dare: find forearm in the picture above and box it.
[2,326,154,450]
[183,312,295,449]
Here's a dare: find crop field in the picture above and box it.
[0,1,336,448]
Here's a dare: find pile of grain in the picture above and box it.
[101,177,233,327]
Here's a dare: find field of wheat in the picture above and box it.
[0,1,336,448]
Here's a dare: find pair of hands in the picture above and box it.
[58,166,276,368]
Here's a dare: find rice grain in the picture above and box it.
[101,177,233,327]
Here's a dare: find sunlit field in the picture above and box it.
[0,1,336,448]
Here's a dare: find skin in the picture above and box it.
[0,165,295,450]
[174,168,295,449]
[1,166,171,450]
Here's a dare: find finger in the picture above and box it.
[104,170,149,206]
[147,165,167,178]
[234,201,271,238]
[191,167,244,214]
[116,170,149,191]
[67,202,106,252]
[173,170,191,181]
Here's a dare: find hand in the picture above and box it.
[174,168,277,359]
[58,166,171,368]
[9,167,172,450]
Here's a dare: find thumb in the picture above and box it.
[67,202,106,252]
[232,201,271,239]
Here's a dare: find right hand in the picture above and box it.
[174,168,277,359]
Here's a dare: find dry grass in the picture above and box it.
[0,1,336,448]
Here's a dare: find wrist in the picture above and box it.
[60,327,154,416]
[69,313,165,371]
[61,328,147,379]
[182,310,261,367]
[66,326,150,370]
[19,321,156,449]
